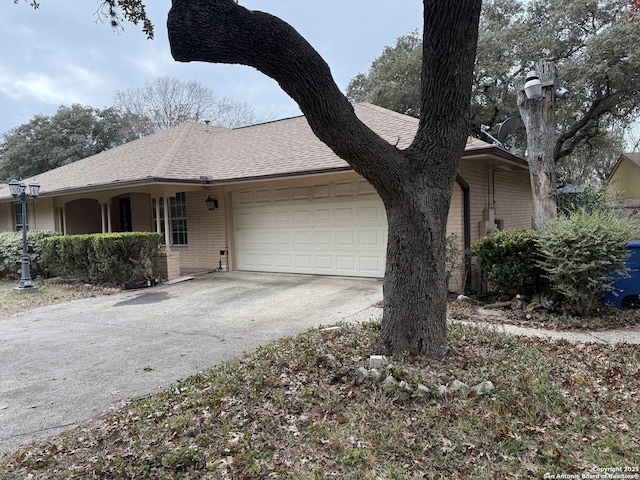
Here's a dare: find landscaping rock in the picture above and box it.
[367,368,382,383]
[397,381,414,400]
[381,375,398,393]
[471,380,495,395]
[369,355,389,369]
[353,367,369,385]
[416,383,431,397]
[319,326,344,333]
[450,379,469,394]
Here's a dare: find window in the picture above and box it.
[152,193,188,246]
[152,197,166,244]
[14,203,28,231]
[170,192,188,245]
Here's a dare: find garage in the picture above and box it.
[233,178,388,277]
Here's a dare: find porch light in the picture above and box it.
[524,70,543,99]
[205,195,219,210]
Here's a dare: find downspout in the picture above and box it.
[456,174,471,293]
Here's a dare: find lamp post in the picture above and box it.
[515,59,567,230]
[8,178,41,291]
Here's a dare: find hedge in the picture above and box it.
[0,230,61,280]
[40,232,162,286]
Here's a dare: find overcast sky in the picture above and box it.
[0,1,423,135]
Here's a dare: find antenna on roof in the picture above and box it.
[480,116,520,150]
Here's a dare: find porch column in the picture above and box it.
[100,203,107,233]
[163,196,171,246]
[60,206,67,235]
[106,201,113,233]
[155,197,162,234]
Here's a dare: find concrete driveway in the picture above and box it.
[0,272,383,454]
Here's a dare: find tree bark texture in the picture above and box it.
[517,59,558,230]
[167,0,482,359]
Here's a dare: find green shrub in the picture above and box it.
[41,234,94,279]
[40,232,161,285]
[445,233,466,288]
[537,210,637,317]
[0,230,60,280]
[557,184,610,216]
[471,229,542,295]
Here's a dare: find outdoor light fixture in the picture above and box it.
[205,195,219,211]
[524,70,543,99]
[9,178,41,291]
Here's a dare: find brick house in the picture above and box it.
[0,104,533,291]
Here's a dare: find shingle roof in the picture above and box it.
[0,103,524,199]
[622,152,640,167]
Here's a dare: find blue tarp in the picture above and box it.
[602,241,640,309]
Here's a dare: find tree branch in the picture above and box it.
[411,1,482,162]
[167,0,405,190]
[168,0,482,198]
[554,95,614,162]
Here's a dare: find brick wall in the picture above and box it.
[158,250,181,280]
[446,182,466,292]
[457,162,534,292]
[0,198,57,232]
[130,193,153,232]
[31,197,57,232]
[0,203,13,231]
[459,163,490,245]
[492,170,534,231]
[177,188,227,274]
[458,163,533,246]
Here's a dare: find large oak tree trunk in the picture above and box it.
[167,0,481,359]
[378,174,455,358]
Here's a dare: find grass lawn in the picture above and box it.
[0,318,638,479]
[0,283,118,317]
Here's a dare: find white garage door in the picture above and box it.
[233,179,388,277]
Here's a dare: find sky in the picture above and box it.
[0,1,423,135]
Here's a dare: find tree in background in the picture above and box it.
[347,0,640,186]
[0,104,141,180]
[346,32,422,118]
[113,76,265,131]
[0,75,268,179]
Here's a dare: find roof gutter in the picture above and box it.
[463,146,528,169]
[0,147,527,202]
[0,177,215,202]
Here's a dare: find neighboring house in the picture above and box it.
[607,152,640,210]
[0,104,533,292]
[606,152,640,239]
